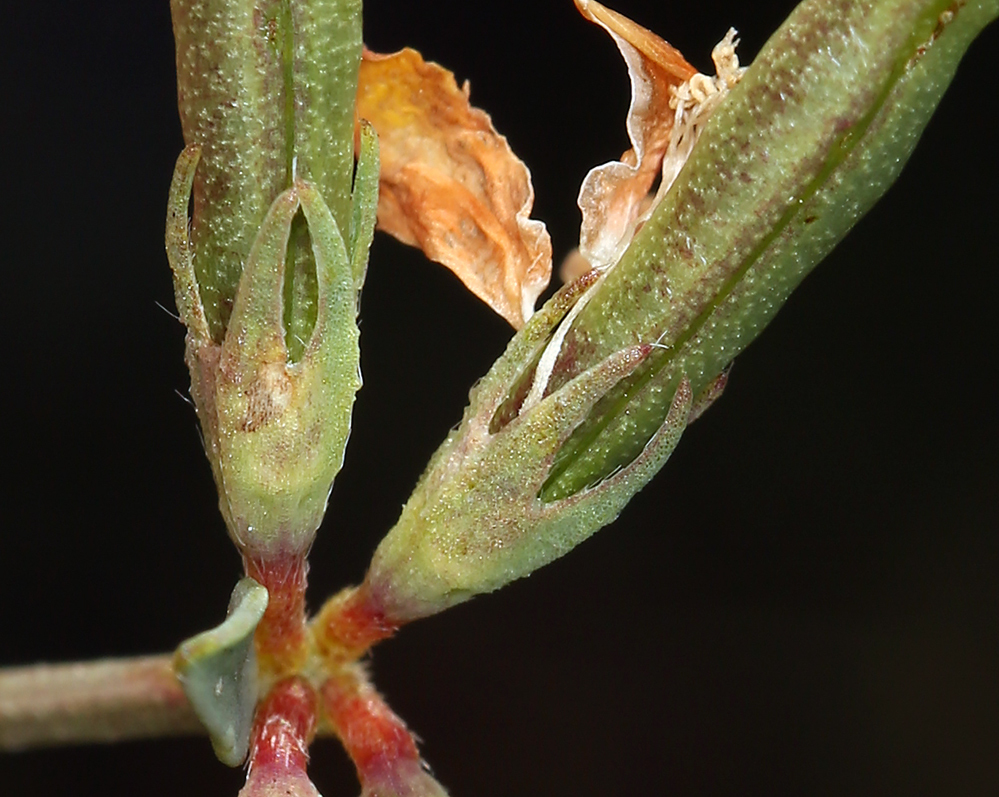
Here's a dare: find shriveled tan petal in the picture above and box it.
[356,48,552,328]
[574,0,697,270]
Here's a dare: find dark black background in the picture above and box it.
[2,1,998,795]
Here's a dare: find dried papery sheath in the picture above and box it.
[526,3,746,445]
[356,47,552,327]
[573,0,744,272]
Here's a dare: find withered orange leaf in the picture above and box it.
[574,0,699,271]
[356,48,552,329]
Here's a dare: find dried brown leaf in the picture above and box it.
[356,48,552,328]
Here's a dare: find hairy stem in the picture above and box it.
[0,655,201,750]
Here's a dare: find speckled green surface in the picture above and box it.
[167,1,372,558]
[542,0,999,499]
[367,279,692,621]
[171,0,361,342]
[368,0,998,619]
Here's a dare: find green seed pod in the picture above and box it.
[543,0,999,499]
[170,0,362,344]
[363,0,998,621]
[167,0,376,558]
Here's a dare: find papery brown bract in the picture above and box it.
[573,0,696,269]
[573,0,743,272]
[356,48,552,328]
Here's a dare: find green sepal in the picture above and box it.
[179,180,360,558]
[165,145,208,342]
[364,278,693,622]
[173,578,269,767]
[349,121,380,291]
[221,188,299,378]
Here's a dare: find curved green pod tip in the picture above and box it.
[349,121,380,292]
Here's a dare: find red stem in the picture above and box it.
[244,553,310,675]
[320,670,420,785]
[313,581,399,661]
[248,677,317,776]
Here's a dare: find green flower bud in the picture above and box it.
[167,0,376,558]
[167,139,377,557]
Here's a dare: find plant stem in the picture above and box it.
[312,582,399,663]
[244,553,311,679]
[320,667,425,794]
[0,655,201,750]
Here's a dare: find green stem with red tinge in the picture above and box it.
[323,676,418,776]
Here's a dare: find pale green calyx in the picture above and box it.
[167,0,373,558]
[174,577,269,767]
[166,129,379,557]
[364,275,700,622]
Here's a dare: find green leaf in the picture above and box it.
[174,578,269,767]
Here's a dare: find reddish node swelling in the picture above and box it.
[241,558,414,789]
[313,581,399,660]
[244,554,310,675]
[321,674,420,783]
